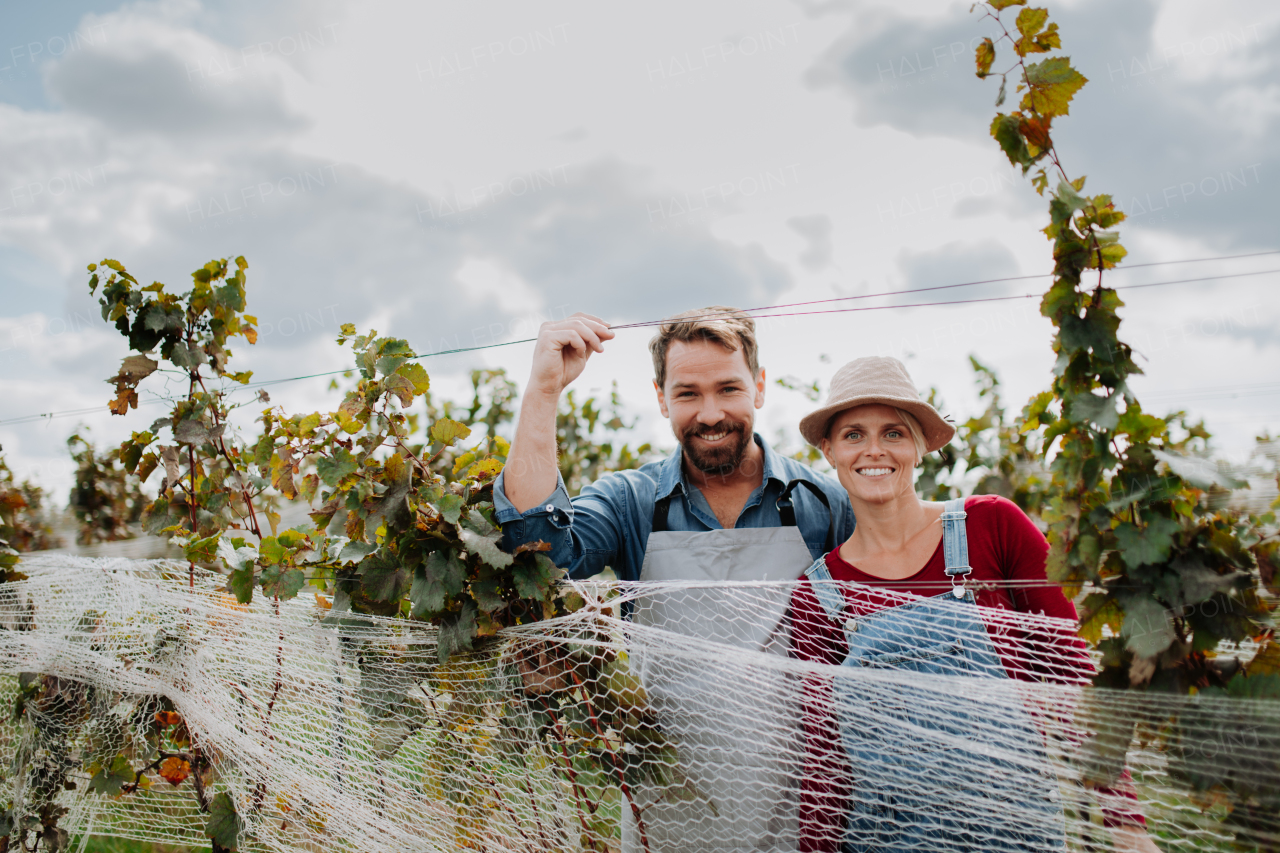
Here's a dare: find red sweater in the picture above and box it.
[789,495,1139,852]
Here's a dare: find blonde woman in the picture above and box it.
[789,356,1157,853]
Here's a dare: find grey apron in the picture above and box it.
[622,480,835,853]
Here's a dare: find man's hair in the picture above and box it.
[649,306,760,389]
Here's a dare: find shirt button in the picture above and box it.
[544,504,555,513]
[844,618,858,633]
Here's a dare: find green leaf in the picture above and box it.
[1121,594,1176,657]
[258,536,285,565]
[227,567,256,604]
[412,550,465,618]
[1022,56,1087,116]
[429,418,472,447]
[437,493,464,526]
[206,792,242,850]
[260,565,305,600]
[88,754,135,796]
[989,0,1027,8]
[362,556,411,602]
[460,510,514,569]
[184,534,220,564]
[1055,179,1089,212]
[382,374,415,407]
[376,354,410,377]
[437,600,478,662]
[1065,390,1119,431]
[470,567,508,613]
[396,362,431,394]
[317,448,358,487]
[989,114,1032,170]
[513,553,564,601]
[1114,516,1180,569]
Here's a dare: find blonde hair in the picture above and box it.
[649,306,759,388]
[893,407,928,465]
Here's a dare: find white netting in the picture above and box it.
[1,556,1277,852]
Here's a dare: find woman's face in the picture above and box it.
[821,404,918,506]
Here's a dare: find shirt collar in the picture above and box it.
[656,433,786,499]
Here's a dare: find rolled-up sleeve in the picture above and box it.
[493,470,632,580]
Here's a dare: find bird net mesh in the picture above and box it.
[1,555,1277,852]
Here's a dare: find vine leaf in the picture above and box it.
[1114,517,1180,570]
[460,510,514,569]
[316,448,357,487]
[260,565,305,600]
[159,756,192,787]
[437,600,478,662]
[1022,56,1087,116]
[396,362,431,394]
[975,37,995,77]
[206,792,242,850]
[227,567,256,604]
[1121,594,1176,657]
[430,418,472,447]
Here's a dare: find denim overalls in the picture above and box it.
[803,498,1065,853]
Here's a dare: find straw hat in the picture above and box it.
[799,356,955,451]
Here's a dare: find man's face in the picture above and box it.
[655,339,766,476]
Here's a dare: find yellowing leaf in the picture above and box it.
[159,756,191,787]
[1021,56,1087,117]
[383,374,415,407]
[429,418,472,447]
[463,458,504,482]
[975,37,995,78]
[396,361,431,394]
[989,0,1027,8]
[1015,7,1047,39]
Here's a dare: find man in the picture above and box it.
[496,306,853,579]
[495,306,854,853]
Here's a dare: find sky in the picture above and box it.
[1,0,1277,499]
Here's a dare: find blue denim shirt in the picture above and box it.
[493,434,855,581]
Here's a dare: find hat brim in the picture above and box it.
[799,395,955,452]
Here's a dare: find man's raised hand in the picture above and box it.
[528,313,615,398]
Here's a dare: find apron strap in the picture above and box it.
[652,479,836,553]
[777,478,837,554]
[651,490,676,532]
[941,497,972,579]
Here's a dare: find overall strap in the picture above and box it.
[803,555,847,623]
[941,497,972,579]
[776,478,837,553]
[651,490,676,533]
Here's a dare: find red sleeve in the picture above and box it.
[790,582,851,852]
[976,496,1094,684]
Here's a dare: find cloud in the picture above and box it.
[896,239,1020,299]
[44,15,306,139]
[787,214,833,270]
[805,0,1280,247]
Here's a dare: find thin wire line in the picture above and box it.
[612,268,1279,328]
[615,248,1280,323]
[2,265,1276,428]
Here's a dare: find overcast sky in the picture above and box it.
[1,0,1277,498]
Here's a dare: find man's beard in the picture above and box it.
[679,419,751,476]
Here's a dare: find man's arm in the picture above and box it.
[505,313,614,512]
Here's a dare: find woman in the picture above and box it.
[790,356,1158,853]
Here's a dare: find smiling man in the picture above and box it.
[495,306,854,582]
[495,306,855,853]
